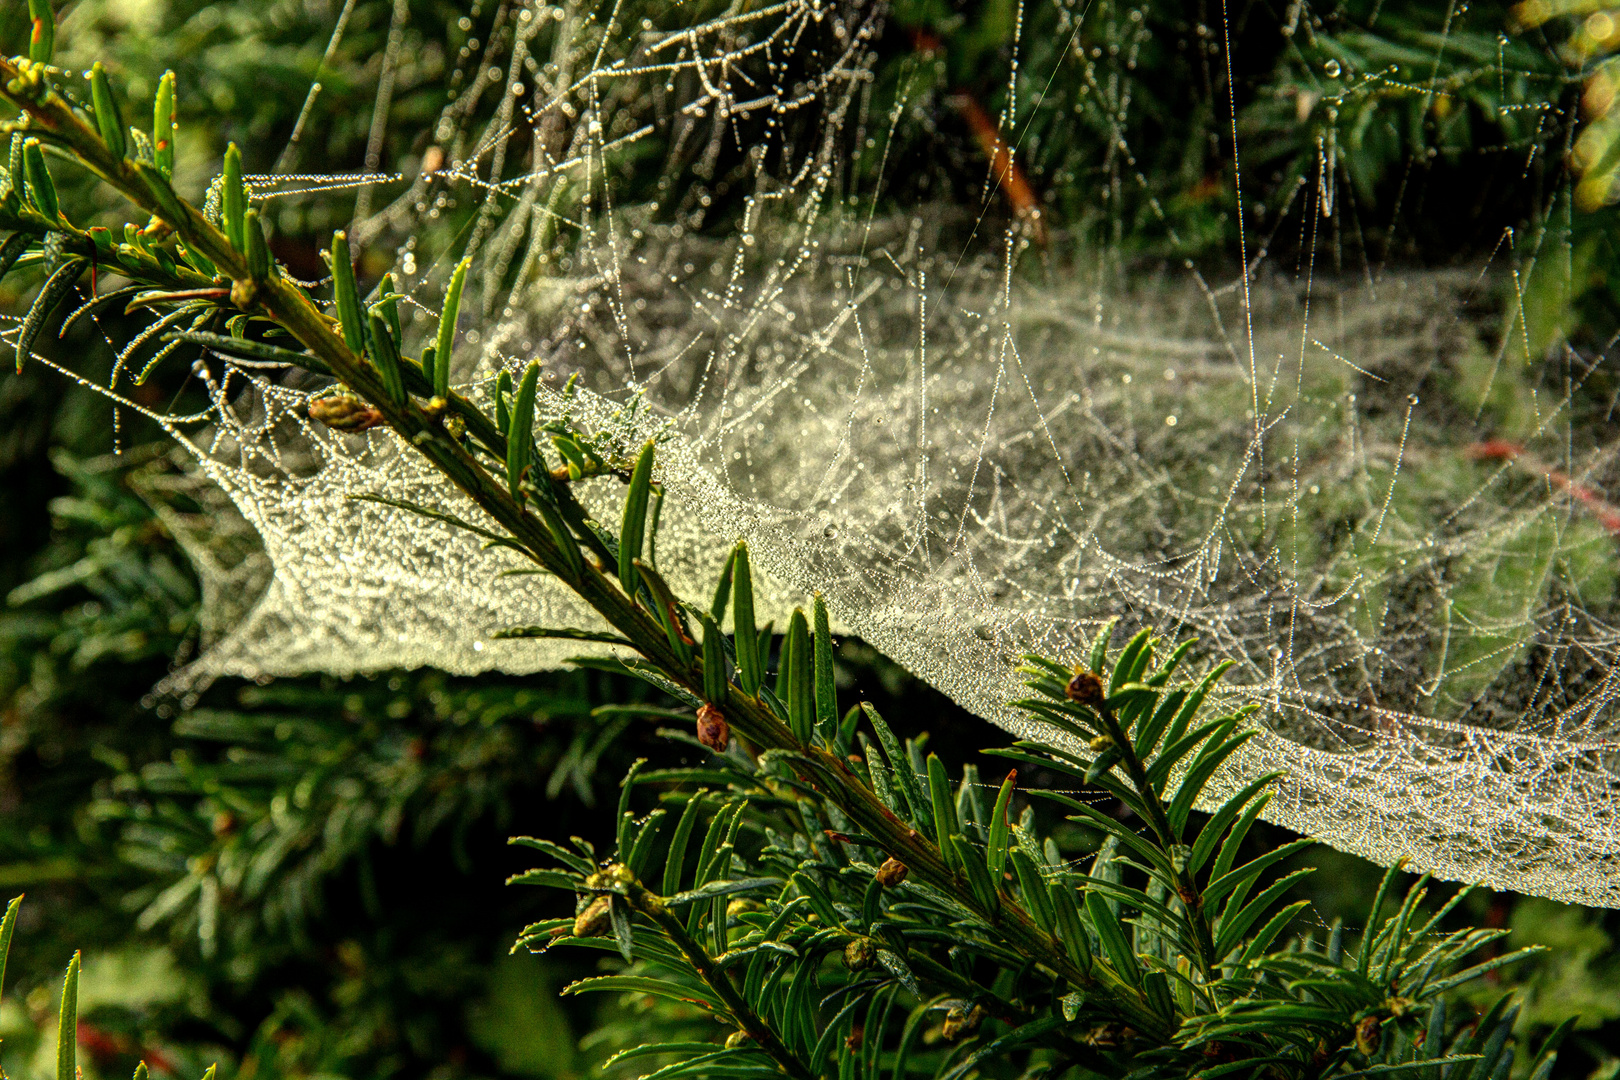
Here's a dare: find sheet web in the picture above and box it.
[63,0,1620,904]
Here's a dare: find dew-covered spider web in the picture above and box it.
[22,0,1620,905]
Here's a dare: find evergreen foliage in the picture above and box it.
[1,2,1618,1080]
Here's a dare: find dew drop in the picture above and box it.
[1324,59,1341,77]
[1406,393,1420,406]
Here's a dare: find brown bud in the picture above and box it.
[309,395,384,431]
[696,703,730,751]
[941,1003,985,1042]
[1066,668,1105,707]
[843,937,876,971]
[572,895,612,939]
[875,856,909,888]
[1354,1016,1381,1056]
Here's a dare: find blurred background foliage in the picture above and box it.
[2,0,1619,1078]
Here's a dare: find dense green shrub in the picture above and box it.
[2,2,1618,1079]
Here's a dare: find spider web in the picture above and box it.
[25,0,1620,904]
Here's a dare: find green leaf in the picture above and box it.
[0,232,32,281]
[1051,881,1094,972]
[243,208,272,280]
[662,795,707,896]
[1141,969,1176,1021]
[89,63,126,159]
[494,369,513,433]
[608,895,635,962]
[1361,859,1407,975]
[561,974,717,1008]
[939,1016,1066,1080]
[507,361,541,500]
[1525,1016,1573,1080]
[1157,660,1234,759]
[603,1043,735,1069]
[167,331,325,375]
[1422,997,1446,1072]
[347,494,514,548]
[1372,876,1431,984]
[57,951,79,1080]
[858,733,899,813]
[505,868,576,889]
[28,0,55,63]
[619,441,656,595]
[1167,729,1258,833]
[811,996,864,1078]
[1133,688,1187,761]
[731,543,763,696]
[616,758,648,858]
[1213,867,1314,960]
[812,595,837,745]
[1146,638,1196,686]
[781,609,813,743]
[433,256,470,396]
[627,809,668,880]
[695,801,744,891]
[1086,889,1138,988]
[153,71,176,177]
[701,614,729,704]
[1009,850,1054,932]
[1041,791,1173,876]
[1205,838,1314,909]
[508,837,594,875]
[15,258,84,372]
[0,895,20,1000]
[22,138,59,221]
[789,871,841,927]
[951,833,999,913]
[1085,745,1123,784]
[709,546,736,623]
[367,310,405,403]
[533,466,587,580]
[375,274,403,344]
[985,770,1015,880]
[1187,773,1281,876]
[1110,627,1152,692]
[926,754,959,862]
[493,625,631,645]
[1209,791,1274,885]
[862,702,927,831]
[836,704,860,757]
[635,559,694,666]
[1238,900,1311,965]
[1424,948,1543,995]
[1088,617,1119,673]
[222,143,246,251]
[665,877,781,906]
[328,231,366,357]
[1338,1059,1484,1078]
[1144,711,1239,792]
